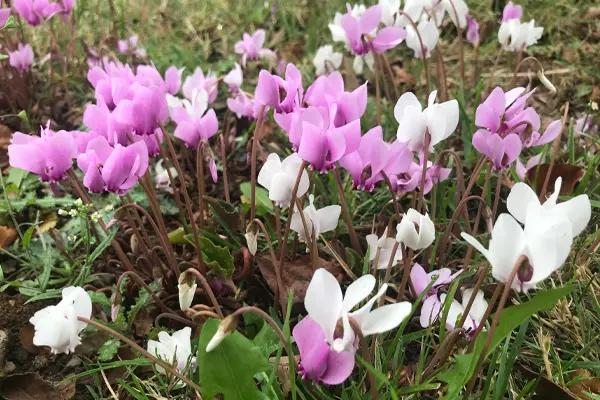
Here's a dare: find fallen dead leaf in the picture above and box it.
[569,369,600,399]
[526,163,585,195]
[0,226,17,248]
[19,325,37,354]
[0,373,63,400]
[257,254,344,306]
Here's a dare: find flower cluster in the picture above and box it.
[473,86,561,170]
[498,1,543,52]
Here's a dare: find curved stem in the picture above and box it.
[249,106,266,223]
[539,102,569,201]
[115,271,174,315]
[78,317,203,396]
[229,306,293,357]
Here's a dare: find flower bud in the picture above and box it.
[206,315,237,352]
[178,273,197,311]
[537,70,556,94]
[245,225,258,256]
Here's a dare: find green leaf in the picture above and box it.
[198,318,269,400]
[22,225,35,250]
[253,322,280,358]
[97,339,121,361]
[438,285,573,399]
[197,236,235,278]
[167,227,186,244]
[240,182,273,216]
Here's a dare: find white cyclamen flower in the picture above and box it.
[507,177,591,238]
[305,268,412,352]
[290,195,341,243]
[440,288,487,331]
[29,286,92,354]
[461,204,573,292]
[498,19,543,52]
[396,208,436,250]
[177,279,197,311]
[405,16,439,59]
[148,327,197,374]
[257,153,310,208]
[155,159,178,193]
[366,228,402,269]
[352,53,375,75]
[395,90,459,152]
[379,0,401,26]
[313,45,343,76]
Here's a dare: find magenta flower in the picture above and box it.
[515,154,542,181]
[472,130,522,171]
[410,263,461,298]
[13,0,72,25]
[182,67,218,104]
[502,1,522,22]
[223,63,243,93]
[112,83,169,136]
[8,43,34,72]
[340,4,405,55]
[164,66,183,95]
[296,106,361,172]
[395,157,451,194]
[77,136,148,195]
[87,61,136,109]
[340,126,411,191]
[255,63,303,114]
[304,71,367,127]
[8,126,77,182]
[234,29,276,66]
[292,317,355,385]
[0,8,10,27]
[466,15,480,46]
[167,89,218,149]
[474,87,562,168]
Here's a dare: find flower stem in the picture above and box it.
[333,167,362,254]
[249,106,266,223]
[196,143,207,226]
[539,102,569,201]
[182,267,223,318]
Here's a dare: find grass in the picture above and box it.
[0,0,599,399]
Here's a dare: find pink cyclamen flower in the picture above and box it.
[475,87,562,150]
[340,4,405,55]
[167,89,218,149]
[234,29,276,66]
[9,43,34,72]
[472,130,523,171]
[112,83,169,136]
[77,136,149,195]
[420,290,487,334]
[502,1,522,22]
[394,157,451,194]
[293,317,355,385]
[255,63,303,114]
[8,126,77,182]
[0,8,10,27]
[466,15,480,46]
[515,153,542,181]
[296,106,361,172]
[182,67,218,104]
[410,263,461,298]
[227,92,257,119]
[13,0,72,25]
[340,126,411,191]
[164,66,183,95]
[223,63,243,92]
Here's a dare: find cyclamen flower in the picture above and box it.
[405,16,439,59]
[394,158,451,194]
[234,29,276,66]
[8,126,76,182]
[117,34,147,58]
[400,0,469,29]
[352,53,374,75]
[410,263,461,298]
[223,63,243,92]
[148,327,197,374]
[257,153,310,208]
[396,209,435,251]
[340,4,406,55]
[461,206,573,293]
[112,83,169,135]
[0,8,10,27]
[290,195,341,243]
[167,89,218,148]
[340,126,411,191]
[395,90,459,152]
[421,289,487,333]
[155,159,177,193]
[77,136,149,195]
[227,92,257,119]
[313,45,343,76]
[498,3,543,52]
[8,43,34,72]
[164,66,183,95]
[474,87,562,168]
[515,154,542,181]
[29,287,92,354]
[507,178,591,238]
[366,229,402,270]
[13,0,68,25]
[293,269,412,384]
[255,63,303,114]
[379,0,400,26]
[466,15,480,46]
[182,67,218,104]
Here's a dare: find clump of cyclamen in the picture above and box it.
[13,0,75,26]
